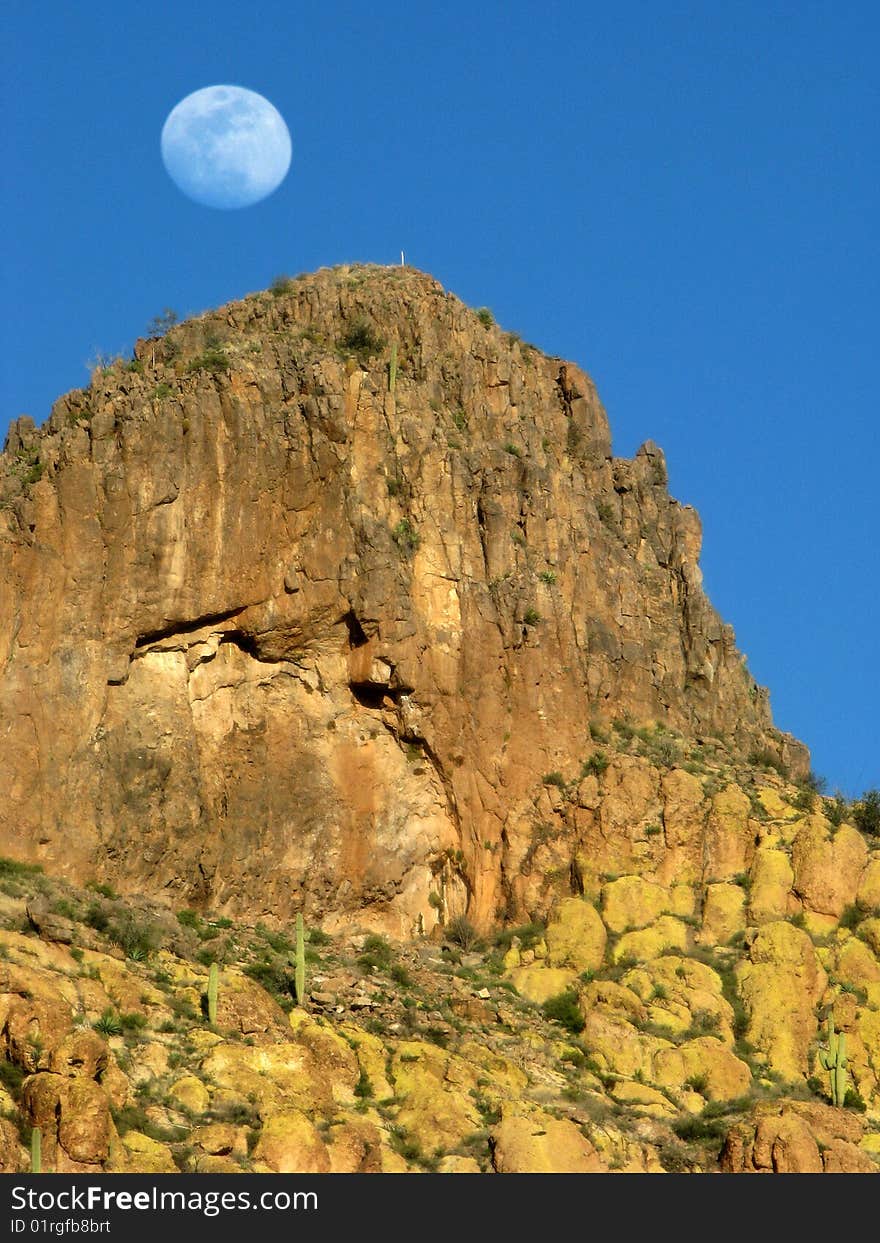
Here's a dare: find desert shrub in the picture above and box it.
[581,751,609,778]
[94,1009,123,1037]
[187,348,229,374]
[838,903,864,932]
[109,913,158,960]
[686,1010,721,1039]
[354,1070,373,1100]
[826,795,849,827]
[541,989,585,1035]
[84,904,109,933]
[493,922,545,952]
[748,748,788,777]
[338,317,384,360]
[793,786,815,813]
[446,916,480,952]
[358,935,393,972]
[391,519,420,553]
[844,1087,867,1112]
[596,501,615,526]
[475,308,494,328]
[0,1061,25,1098]
[146,308,179,336]
[853,790,880,837]
[672,1115,726,1143]
[254,924,293,955]
[87,881,117,899]
[0,857,43,879]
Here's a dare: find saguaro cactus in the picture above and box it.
[388,340,398,393]
[295,912,306,1006]
[31,1126,41,1174]
[207,962,219,1026]
[818,1014,849,1106]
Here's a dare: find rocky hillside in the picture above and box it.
[1,264,806,937]
[0,748,879,1175]
[2,263,877,1175]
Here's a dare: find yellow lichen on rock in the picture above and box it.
[612,915,689,963]
[735,921,827,1080]
[791,821,868,918]
[198,1041,334,1114]
[600,876,667,934]
[652,1036,752,1101]
[253,1110,330,1173]
[704,785,753,882]
[611,1080,676,1117]
[748,848,795,923]
[492,1105,605,1172]
[580,1007,673,1079]
[390,1041,482,1154]
[858,917,880,957]
[856,859,880,910]
[699,883,746,945]
[119,1131,178,1174]
[167,1075,210,1115]
[543,896,607,972]
[509,964,577,1003]
[834,936,880,991]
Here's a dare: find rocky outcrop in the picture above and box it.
[1,265,807,934]
[1,842,878,1176]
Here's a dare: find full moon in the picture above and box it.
[161,85,291,209]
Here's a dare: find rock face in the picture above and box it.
[0,264,807,933]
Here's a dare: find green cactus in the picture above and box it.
[31,1126,41,1174]
[294,912,306,1006]
[388,340,398,393]
[818,1013,849,1106]
[207,961,219,1026]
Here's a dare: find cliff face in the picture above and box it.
[0,264,807,932]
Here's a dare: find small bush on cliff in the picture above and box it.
[581,752,609,778]
[187,347,230,374]
[853,789,880,837]
[146,308,179,337]
[475,307,494,329]
[392,519,420,553]
[338,317,385,361]
[358,935,393,973]
[109,912,159,960]
[446,916,480,952]
[492,922,545,952]
[0,857,43,880]
[826,795,850,826]
[541,989,585,1035]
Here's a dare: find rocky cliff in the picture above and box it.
[1,264,807,935]
[2,266,878,1176]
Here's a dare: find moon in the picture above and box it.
[161,85,292,209]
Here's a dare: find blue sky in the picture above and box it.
[2,1,877,795]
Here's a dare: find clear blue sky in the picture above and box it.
[3,2,877,795]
